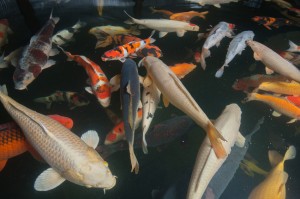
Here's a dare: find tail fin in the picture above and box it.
[142,128,148,154]
[149,7,157,14]
[287,40,298,52]
[148,30,156,43]
[206,122,227,159]
[129,144,139,174]
[124,10,136,24]
[283,145,296,162]
[0,159,8,172]
[215,65,225,78]
[0,84,8,95]
[200,48,210,70]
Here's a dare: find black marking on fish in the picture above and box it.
[56,35,69,42]
[146,92,150,95]
[147,113,153,119]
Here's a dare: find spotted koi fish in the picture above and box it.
[13,12,60,90]
[252,16,299,30]
[59,48,111,107]
[0,115,73,172]
[104,108,143,145]
[101,31,156,62]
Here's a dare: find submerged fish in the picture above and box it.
[169,11,209,22]
[287,40,300,53]
[200,21,235,70]
[124,11,199,38]
[52,20,86,46]
[0,115,73,172]
[186,0,239,8]
[150,7,174,17]
[186,103,244,199]
[0,85,116,191]
[252,16,299,30]
[120,59,141,174]
[254,81,300,96]
[141,56,227,158]
[215,30,254,78]
[93,34,142,49]
[204,117,264,199]
[59,48,111,107]
[240,158,268,177]
[97,116,195,159]
[246,40,300,83]
[243,93,300,123]
[34,90,90,110]
[13,12,60,90]
[248,146,296,199]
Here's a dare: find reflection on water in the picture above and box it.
[0,0,300,199]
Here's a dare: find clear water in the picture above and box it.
[0,0,300,199]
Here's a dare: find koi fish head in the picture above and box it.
[13,68,35,90]
[101,48,124,62]
[232,79,249,91]
[70,93,90,106]
[194,51,201,63]
[187,23,199,31]
[95,83,111,107]
[246,40,260,52]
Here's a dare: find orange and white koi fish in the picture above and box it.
[0,19,12,50]
[248,146,296,199]
[286,96,300,107]
[246,40,300,83]
[101,31,156,62]
[105,108,142,145]
[0,115,73,172]
[200,21,235,70]
[124,11,199,38]
[255,81,300,96]
[141,56,227,158]
[287,40,300,53]
[232,74,289,92]
[59,48,111,107]
[243,93,300,123]
[0,85,116,191]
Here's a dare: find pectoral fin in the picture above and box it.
[85,87,93,94]
[81,130,100,149]
[213,4,221,8]
[43,60,56,69]
[49,48,60,56]
[253,52,261,61]
[207,122,227,159]
[141,75,152,87]
[110,74,121,92]
[0,159,7,172]
[287,118,297,124]
[235,132,246,147]
[265,67,274,75]
[272,111,282,117]
[126,81,132,95]
[162,95,170,107]
[34,168,66,191]
[159,32,168,38]
[176,30,186,37]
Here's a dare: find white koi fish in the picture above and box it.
[215,30,254,78]
[247,40,300,83]
[200,21,235,70]
[0,85,116,191]
[140,56,227,158]
[124,11,199,38]
[186,103,245,199]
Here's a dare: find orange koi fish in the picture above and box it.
[101,31,156,62]
[232,74,289,92]
[105,108,143,145]
[0,115,73,172]
[252,16,298,30]
[59,48,111,107]
[243,93,300,123]
[168,63,197,79]
[94,34,142,49]
[169,11,209,22]
[286,96,300,107]
[255,81,300,96]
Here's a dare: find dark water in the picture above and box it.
[0,1,300,199]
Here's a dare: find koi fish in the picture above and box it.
[215,30,254,78]
[287,40,300,53]
[286,96,300,107]
[0,85,116,191]
[252,16,298,30]
[150,7,174,17]
[120,59,141,174]
[248,146,296,199]
[135,44,163,58]
[89,25,140,38]
[0,19,12,50]
[104,108,143,145]
[243,93,300,123]
[232,74,289,92]
[13,12,60,90]
[97,116,195,159]
[186,0,239,8]
[124,11,199,38]
[279,51,300,67]
[246,40,300,83]
[254,81,300,96]
[94,34,142,49]
[200,21,235,70]
[187,104,244,199]
[52,20,86,46]
[101,31,156,62]
[240,159,268,177]
[34,90,90,110]
[59,48,111,107]
[140,56,227,158]
[204,117,264,199]
[169,11,209,22]
[0,115,73,172]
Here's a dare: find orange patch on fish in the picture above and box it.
[169,63,197,79]
[286,96,300,107]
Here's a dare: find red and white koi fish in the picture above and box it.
[13,12,60,90]
[104,108,143,145]
[287,40,300,53]
[59,48,111,107]
[200,21,235,70]
[247,40,300,83]
[101,31,156,62]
